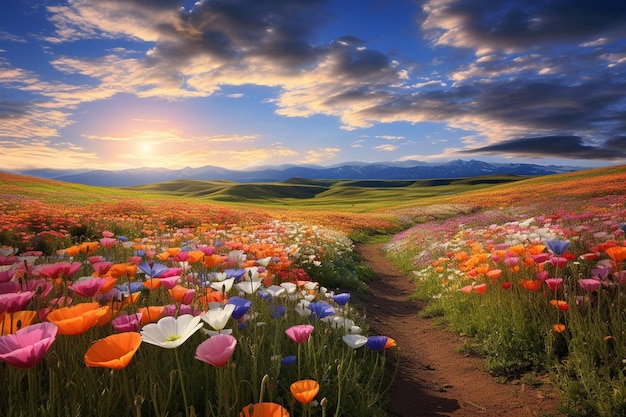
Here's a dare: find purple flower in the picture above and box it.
[308,301,335,319]
[332,293,351,306]
[227,297,252,320]
[545,240,570,256]
[138,261,169,278]
[366,335,389,351]
[281,355,297,366]
[112,313,143,332]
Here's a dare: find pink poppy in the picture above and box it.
[195,333,237,367]
[545,278,563,292]
[285,324,314,344]
[578,278,601,293]
[68,278,107,298]
[112,313,143,332]
[0,322,58,368]
[0,291,35,313]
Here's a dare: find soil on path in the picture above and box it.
[356,242,563,417]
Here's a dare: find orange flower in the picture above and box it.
[606,246,626,263]
[550,300,569,311]
[79,241,100,254]
[240,402,290,417]
[137,306,164,324]
[204,254,226,268]
[64,245,80,256]
[84,332,142,369]
[486,269,502,281]
[166,247,181,257]
[143,278,162,290]
[156,252,170,261]
[186,250,205,264]
[553,324,566,333]
[521,279,542,291]
[384,337,397,349]
[46,302,109,335]
[1,310,37,334]
[99,276,118,294]
[290,379,320,404]
[473,283,488,294]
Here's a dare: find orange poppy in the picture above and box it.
[186,250,205,264]
[486,269,502,281]
[46,302,109,335]
[384,337,397,349]
[1,310,38,334]
[156,252,170,261]
[84,332,142,369]
[553,324,566,333]
[99,276,118,294]
[290,379,320,404]
[79,242,100,254]
[143,278,162,290]
[521,279,542,291]
[166,247,181,257]
[606,246,626,263]
[204,254,226,268]
[550,300,569,311]
[240,402,290,417]
[473,283,488,294]
[64,245,80,257]
[137,306,165,324]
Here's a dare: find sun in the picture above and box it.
[142,143,152,152]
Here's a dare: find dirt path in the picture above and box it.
[356,243,563,417]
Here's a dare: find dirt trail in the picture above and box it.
[356,242,563,417]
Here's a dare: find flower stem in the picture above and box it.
[174,349,190,417]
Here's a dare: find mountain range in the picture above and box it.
[12,160,581,187]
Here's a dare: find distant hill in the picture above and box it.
[11,159,580,187]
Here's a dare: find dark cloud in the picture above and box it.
[0,101,32,119]
[460,136,626,160]
[423,0,626,51]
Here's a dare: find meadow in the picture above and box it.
[1,164,626,416]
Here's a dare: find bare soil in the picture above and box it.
[356,242,564,417]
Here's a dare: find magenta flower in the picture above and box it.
[285,324,314,344]
[68,278,107,298]
[99,237,117,249]
[195,334,237,367]
[545,278,563,292]
[578,278,601,293]
[112,313,143,332]
[0,291,35,313]
[0,322,58,368]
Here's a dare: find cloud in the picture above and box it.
[0,139,99,171]
[421,0,626,53]
[303,147,341,164]
[376,135,405,141]
[459,136,626,160]
[374,144,398,152]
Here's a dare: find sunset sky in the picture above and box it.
[1,0,625,172]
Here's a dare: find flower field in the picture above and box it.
[385,168,626,416]
[1,165,626,416]
[0,174,397,416]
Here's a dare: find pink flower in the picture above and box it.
[578,278,601,293]
[195,334,237,367]
[0,291,35,313]
[0,322,58,368]
[112,313,143,332]
[285,324,314,344]
[102,231,115,238]
[93,262,114,276]
[545,278,563,292]
[99,238,117,249]
[550,256,569,268]
[68,278,106,297]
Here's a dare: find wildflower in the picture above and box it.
[47,302,109,335]
[195,333,237,367]
[227,297,252,320]
[281,355,297,365]
[308,301,335,319]
[201,304,235,333]
[1,310,37,334]
[0,291,35,313]
[285,324,314,344]
[550,300,569,311]
[342,334,368,349]
[0,322,58,368]
[84,332,142,369]
[606,246,626,263]
[240,402,290,417]
[366,335,389,351]
[332,293,351,306]
[68,278,106,298]
[545,240,571,256]
[112,313,143,332]
[138,261,169,278]
[140,314,203,349]
[553,324,566,333]
[578,278,601,293]
[290,379,320,404]
[545,278,563,292]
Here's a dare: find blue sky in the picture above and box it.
[1,0,625,172]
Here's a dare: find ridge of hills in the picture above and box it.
[11,159,580,187]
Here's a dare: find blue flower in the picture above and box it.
[332,293,351,306]
[270,305,287,319]
[115,282,145,293]
[366,335,389,351]
[138,261,169,278]
[308,301,335,319]
[545,240,571,256]
[227,297,252,320]
[281,355,297,366]
[225,268,246,281]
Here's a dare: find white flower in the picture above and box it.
[342,334,368,349]
[140,314,203,349]
[210,277,235,293]
[201,304,235,332]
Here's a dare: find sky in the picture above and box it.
[1,0,626,172]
